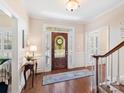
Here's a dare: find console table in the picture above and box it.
[23,59,37,88]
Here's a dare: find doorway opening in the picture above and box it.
[43,25,75,72]
[85,26,109,66]
[0,7,17,93]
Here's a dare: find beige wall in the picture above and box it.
[29,17,85,70]
[0,11,13,27]
[85,3,124,81]
[86,3,124,33]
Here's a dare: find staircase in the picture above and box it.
[93,41,124,93]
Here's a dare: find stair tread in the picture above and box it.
[100,85,113,93]
[112,84,124,93]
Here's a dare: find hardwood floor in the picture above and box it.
[21,68,95,93]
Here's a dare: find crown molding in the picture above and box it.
[29,14,87,25]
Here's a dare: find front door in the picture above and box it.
[52,32,68,70]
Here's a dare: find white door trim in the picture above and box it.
[85,25,110,66]
[43,24,75,72]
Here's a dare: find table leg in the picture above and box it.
[31,69,34,87]
[24,69,27,89]
[35,63,37,74]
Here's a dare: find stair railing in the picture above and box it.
[93,41,124,93]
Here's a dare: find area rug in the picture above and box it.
[42,69,94,85]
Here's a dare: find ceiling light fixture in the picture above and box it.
[66,0,80,12]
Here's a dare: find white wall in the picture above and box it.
[85,3,124,81]
[29,17,85,72]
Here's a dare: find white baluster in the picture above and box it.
[115,50,120,85]
[105,57,108,85]
[91,56,95,92]
[98,58,100,85]
[100,58,103,85]
[107,56,111,85]
[111,54,113,83]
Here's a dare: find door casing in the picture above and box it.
[43,25,75,72]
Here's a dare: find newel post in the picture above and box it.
[93,56,99,93]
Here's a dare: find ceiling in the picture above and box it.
[22,0,124,22]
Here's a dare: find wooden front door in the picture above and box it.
[52,32,68,70]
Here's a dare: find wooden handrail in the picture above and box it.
[93,41,124,93]
[93,41,124,58]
